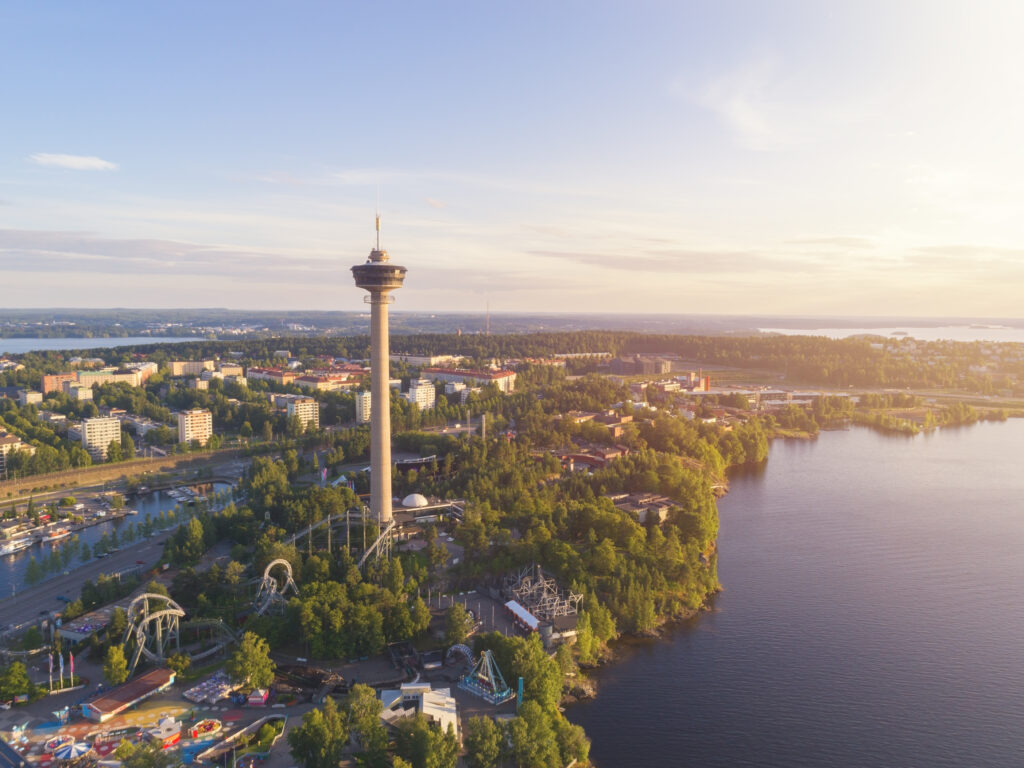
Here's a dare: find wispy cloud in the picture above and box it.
[787,236,875,249]
[29,153,118,171]
[0,229,342,280]
[531,248,827,275]
[425,198,446,209]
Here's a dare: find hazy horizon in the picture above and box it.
[3,2,1024,315]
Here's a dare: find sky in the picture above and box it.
[2,1,1024,317]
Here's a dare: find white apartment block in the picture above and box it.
[0,432,35,474]
[287,397,320,431]
[405,379,436,410]
[82,417,121,461]
[17,390,43,406]
[169,360,215,377]
[355,390,372,424]
[177,409,213,446]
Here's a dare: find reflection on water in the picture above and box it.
[569,421,1024,768]
[0,483,232,596]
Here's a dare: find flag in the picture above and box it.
[69,651,74,680]
[58,653,64,680]
[48,653,53,676]
[321,467,327,483]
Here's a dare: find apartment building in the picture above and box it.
[177,409,213,446]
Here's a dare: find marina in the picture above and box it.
[0,483,233,596]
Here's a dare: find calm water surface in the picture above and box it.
[0,484,229,597]
[0,337,200,355]
[569,420,1024,767]
[760,325,1024,343]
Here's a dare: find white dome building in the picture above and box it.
[402,493,430,508]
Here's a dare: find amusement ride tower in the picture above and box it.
[351,216,406,527]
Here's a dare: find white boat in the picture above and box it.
[126,509,139,515]
[0,538,33,556]
[43,528,71,544]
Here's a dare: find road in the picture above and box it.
[1,536,167,636]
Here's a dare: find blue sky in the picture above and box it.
[2,1,1023,316]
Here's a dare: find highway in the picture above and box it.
[1,536,167,638]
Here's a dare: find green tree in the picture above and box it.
[107,440,123,462]
[108,607,128,640]
[393,713,458,768]
[507,701,560,768]
[288,696,349,768]
[345,683,388,764]
[463,716,503,768]
[21,626,43,650]
[118,740,180,768]
[444,603,474,646]
[166,653,191,675]
[104,645,129,685]
[0,661,35,700]
[24,557,44,586]
[225,631,275,690]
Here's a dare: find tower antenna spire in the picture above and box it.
[375,187,381,251]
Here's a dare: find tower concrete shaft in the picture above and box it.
[352,221,406,526]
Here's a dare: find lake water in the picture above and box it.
[0,484,230,597]
[569,420,1024,767]
[0,336,200,355]
[760,325,1024,343]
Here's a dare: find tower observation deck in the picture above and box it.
[352,217,406,526]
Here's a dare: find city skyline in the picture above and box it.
[2,2,1023,317]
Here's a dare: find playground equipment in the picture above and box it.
[458,649,515,705]
[253,559,299,616]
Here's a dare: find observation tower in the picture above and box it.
[352,216,406,526]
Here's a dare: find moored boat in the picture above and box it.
[43,528,71,543]
[0,538,33,556]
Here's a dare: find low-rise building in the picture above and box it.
[606,492,675,524]
[422,367,517,394]
[169,360,214,377]
[66,383,93,401]
[0,431,35,474]
[246,367,297,386]
[389,353,463,367]
[17,389,43,406]
[379,683,459,741]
